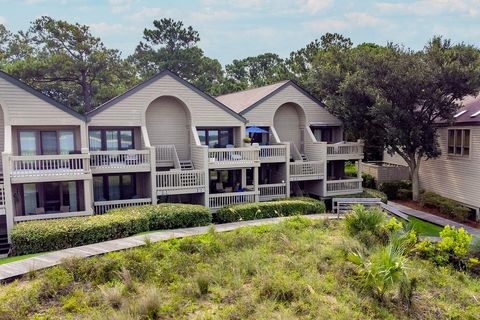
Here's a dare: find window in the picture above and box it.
[93,174,137,201]
[88,129,134,151]
[19,130,76,155]
[197,128,233,148]
[311,127,334,143]
[22,182,79,214]
[447,129,470,156]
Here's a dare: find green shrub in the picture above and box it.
[11,204,212,255]
[361,173,376,189]
[345,205,388,244]
[397,188,412,200]
[341,188,388,204]
[419,192,470,221]
[214,198,326,223]
[379,180,412,200]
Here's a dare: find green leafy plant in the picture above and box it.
[420,192,470,221]
[214,198,326,223]
[345,205,388,244]
[379,180,412,200]
[361,173,376,189]
[243,137,251,143]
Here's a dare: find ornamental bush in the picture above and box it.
[11,204,212,255]
[214,198,326,223]
[379,180,412,200]
[419,192,470,221]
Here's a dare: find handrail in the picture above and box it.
[259,144,287,160]
[90,149,151,169]
[156,169,205,189]
[9,153,91,178]
[93,198,152,214]
[209,191,259,209]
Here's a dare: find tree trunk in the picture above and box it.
[80,71,92,112]
[410,165,420,201]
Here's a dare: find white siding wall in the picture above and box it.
[243,84,342,127]
[419,126,480,209]
[146,96,190,160]
[0,77,83,126]
[88,74,243,128]
[273,103,302,148]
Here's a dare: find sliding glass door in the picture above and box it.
[19,130,75,155]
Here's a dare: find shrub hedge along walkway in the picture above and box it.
[0,214,336,282]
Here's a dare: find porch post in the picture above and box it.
[2,152,14,243]
[241,168,247,188]
[253,166,259,203]
[285,142,290,198]
[82,148,94,215]
[149,146,157,205]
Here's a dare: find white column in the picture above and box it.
[241,168,247,188]
[81,148,93,215]
[254,166,259,202]
[149,146,157,204]
[2,152,14,242]
[285,142,291,198]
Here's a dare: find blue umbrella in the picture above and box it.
[246,126,268,134]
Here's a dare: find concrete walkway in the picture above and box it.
[388,201,480,236]
[0,214,337,282]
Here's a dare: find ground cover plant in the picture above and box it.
[1,214,479,319]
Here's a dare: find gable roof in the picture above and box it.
[86,69,247,123]
[216,81,289,113]
[0,70,86,121]
[449,95,480,124]
[216,80,330,115]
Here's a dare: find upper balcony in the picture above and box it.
[326,140,364,160]
[259,144,288,163]
[90,149,152,174]
[208,146,260,169]
[289,161,324,181]
[325,177,363,196]
[7,152,91,183]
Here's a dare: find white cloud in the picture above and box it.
[305,12,384,31]
[0,16,5,24]
[108,0,138,13]
[375,0,480,17]
[297,0,333,14]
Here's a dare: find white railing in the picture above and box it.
[259,145,287,162]
[90,150,150,171]
[156,170,205,192]
[10,153,90,179]
[259,183,287,201]
[290,161,324,179]
[155,145,180,168]
[209,191,258,210]
[93,198,152,214]
[326,178,362,195]
[327,141,364,158]
[208,147,259,167]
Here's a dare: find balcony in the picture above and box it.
[289,161,324,181]
[259,145,288,163]
[93,198,152,214]
[259,183,287,201]
[156,170,206,195]
[9,153,91,183]
[209,191,259,212]
[90,150,151,174]
[208,147,260,169]
[326,141,364,160]
[326,178,362,196]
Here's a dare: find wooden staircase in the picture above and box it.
[0,233,10,256]
[301,154,309,162]
[180,160,194,171]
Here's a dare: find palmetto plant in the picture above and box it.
[348,244,409,300]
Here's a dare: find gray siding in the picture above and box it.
[274,103,303,148]
[419,126,480,209]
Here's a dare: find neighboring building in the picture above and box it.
[383,96,480,218]
[0,70,364,248]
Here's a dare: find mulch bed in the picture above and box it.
[395,199,480,229]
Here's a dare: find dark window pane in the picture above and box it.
[219,130,230,147]
[93,176,104,201]
[198,130,206,145]
[19,132,37,156]
[89,131,102,151]
[106,131,118,151]
[23,184,37,214]
[120,131,133,150]
[62,181,77,211]
[41,132,57,155]
[44,182,60,212]
[121,175,135,199]
[59,131,75,154]
[108,175,121,200]
[208,131,219,148]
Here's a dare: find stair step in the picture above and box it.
[179,160,194,171]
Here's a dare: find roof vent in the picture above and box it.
[471,110,480,118]
[454,110,467,118]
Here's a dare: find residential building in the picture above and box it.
[384,96,480,219]
[0,70,363,249]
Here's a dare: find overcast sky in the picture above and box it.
[0,0,479,64]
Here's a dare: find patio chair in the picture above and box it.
[226,144,242,161]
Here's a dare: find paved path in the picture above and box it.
[388,201,480,236]
[0,214,338,282]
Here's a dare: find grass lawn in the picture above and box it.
[0,217,478,319]
[0,252,44,265]
[408,216,443,237]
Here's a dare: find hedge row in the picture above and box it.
[11,204,212,255]
[420,192,471,221]
[214,198,326,223]
[378,180,412,200]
